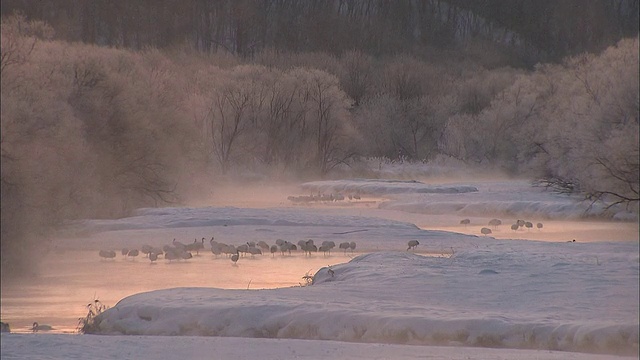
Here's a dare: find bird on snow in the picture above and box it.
[407,240,419,251]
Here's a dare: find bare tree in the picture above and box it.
[291,67,353,174]
[383,55,424,102]
[257,70,300,167]
[541,38,639,208]
[207,66,268,173]
[339,49,374,106]
[0,12,53,75]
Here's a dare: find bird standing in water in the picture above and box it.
[32,322,53,332]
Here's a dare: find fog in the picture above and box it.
[1,176,636,343]
[1,12,638,280]
[0,7,637,360]
[1,248,352,334]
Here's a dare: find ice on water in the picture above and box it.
[79,179,638,356]
[94,248,638,354]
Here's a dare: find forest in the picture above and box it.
[1,1,638,277]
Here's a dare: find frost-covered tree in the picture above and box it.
[338,49,375,107]
[540,37,639,208]
[440,37,639,209]
[455,67,521,116]
[206,65,269,173]
[254,68,307,169]
[1,16,74,276]
[473,74,544,169]
[1,16,201,277]
[382,55,426,101]
[359,55,458,161]
[353,95,397,158]
[0,12,54,75]
[290,67,355,174]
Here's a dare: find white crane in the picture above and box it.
[127,249,139,259]
[257,241,270,252]
[211,245,222,257]
[98,250,116,260]
[32,322,54,332]
[247,247,262,257]
[165,250,179,262]
[488,219,502,229]
[407,240,419,251]
[141,244,153,257]
[318,244,331,256]
[172,239,186,250]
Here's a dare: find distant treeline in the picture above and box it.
[1,9,638,278]
[1,0,638,65]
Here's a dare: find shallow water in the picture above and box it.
[1,181,637,336]
[2,216,635,335]
[417,218,639,242]
[0,249,362,334]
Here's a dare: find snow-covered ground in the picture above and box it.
[1,177,638,359]
[301,178,637,221]
[1,333,628,360]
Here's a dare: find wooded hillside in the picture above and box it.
[1,3,638,277]
[2,0,638,64]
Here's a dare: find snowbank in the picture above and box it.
[300,178,478,195]
[2,333,625,360]
[92,248,639,356]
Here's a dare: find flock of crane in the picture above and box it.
[459,218,544,236]
[97,218,546,263]
[98,237,359,264]
[287,193,362,204]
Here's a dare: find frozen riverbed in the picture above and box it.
[1,178,637,359]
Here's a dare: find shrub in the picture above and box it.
[77,299,108,334]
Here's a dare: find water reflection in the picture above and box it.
[0,250,357,333]
[2,209,635,334]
